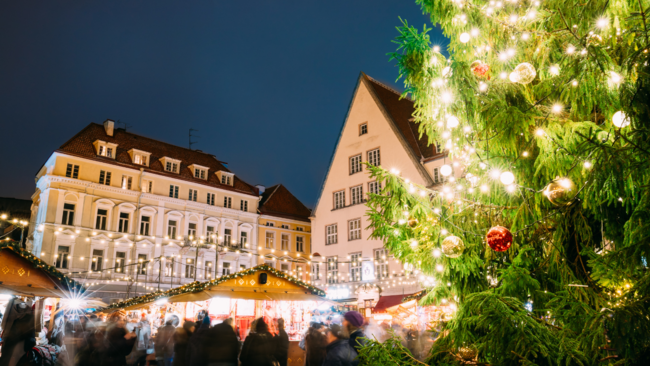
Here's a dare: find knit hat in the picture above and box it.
[343,311,364,327]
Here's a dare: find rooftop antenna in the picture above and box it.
[189,128,199,150]
[116,120,133,131]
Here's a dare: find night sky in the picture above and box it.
[0,1,445,207]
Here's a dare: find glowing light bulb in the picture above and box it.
[480,185,489,193]
[552,104,563,114]
[535,128,545,136]
[479,82,488,92]
[521,32,530,40]
[500,72,508,79]
[447,115,460,129]
[500,171,515,185]
[489,169,501,180]
[441,91,453,103]
[566,45,576,54]
[583,161,592,169]
[549,65,560,76]
[571,80,578,87]
[609,71,622,85]
[460,33,470,43]
[596,17,609,29]
[440,165,453,176]
[522,151,529,157]
[436,264,444,272]
[433,45,440,52]
[612,111,630,128]
[509,14,518,23]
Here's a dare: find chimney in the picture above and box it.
[103,119,115,137]
[256,185,265,195]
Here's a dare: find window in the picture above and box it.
[326,224,338,245]
[62,203,75,226]
[106,147,113,158]
[99,170,111,185]
[334,191,345,209]
[142,180,153,193]
[168,220,178,239]
[207,193,215,206]
[327,257,338,284]
[206,226,215,243]
[265,261,274,268]
[349,219,361,241]
[134,154,147,166]
[350,154,362,175]
[281,234,289,251]
[240,264,247,271]
[121,175,132,190]
[185,258,195,278]
[194,168,207,179]
[165,161,179,173]
[311,263,321,280]
[360,123,368,135]
[240,232,248,248]
[205,261,213,278]
[91,249,103,271]
[266,222,275,227]
[350,253,362,282]
[350,185,363,205]
[281,263,290,273]
[135,254,146,275]
[65,164,79,179]
[367,148,381,166]
[169,185,179,198]
[375,249,388,279]
[140,216,151,236]
[95,209,108,230]
[98,145,104,156]
[221,175,232,185]
[224,196,232,208]
[265,232,275,249]
[434,141,443,154]
[368,181,381,195]
[296,227,304,232]
[222,262,231,275]
[189,189,198,202]
[188,223,197,238]
[224,228,232,246]
[433,168,442,184]
[281,224,289,229]
[240,200,248,212]
[164,261,173,276]
[296,236,304,252]
[55,246,70,269]
[115,251,126,273]
[118,212,129,233]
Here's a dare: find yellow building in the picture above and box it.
[256,184,312,282]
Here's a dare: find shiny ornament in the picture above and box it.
[509,63,537,84]
[470,60,490,79]
[459,32,470,43]
[441,235,465,258]
[486,226,513,252]
[408,217,419,228]
[543,178,577,206]
[458,347,478,360]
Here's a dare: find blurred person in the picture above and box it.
[101,314,137,366]
[322,324,357,366]
[342,311,366,353]
[188,316,211,366]
[154,319,175,366]
[172,321,195,366]
[206,318,240,366]
[304,323,327,366]
[239,318,277,366]
[273,319,289,366]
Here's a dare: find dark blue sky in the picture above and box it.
[0,1,445,207]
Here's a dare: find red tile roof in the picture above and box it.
[56,123,258,196]
[259,184,311,222]
[362,73,439,159]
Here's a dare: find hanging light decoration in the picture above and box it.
[441,235,465,258]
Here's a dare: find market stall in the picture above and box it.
[100,264,334,366]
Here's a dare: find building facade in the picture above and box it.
[28,121,263,303]
[310,73,457,312]
[256,184,312,281]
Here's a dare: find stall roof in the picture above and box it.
[373,294,417,313]
[0,243,84,297]
[101,264,329,311]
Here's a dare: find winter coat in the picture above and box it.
[273,329,289,366]
[348,329,367,353]
[239,331,276,366]
[155,324,175,358]
[304,328,327,366]
[172,328,192,366]
[206,323,240,365]
[322,339,358,366]
[188,323,211,366]
[101,325,137,366]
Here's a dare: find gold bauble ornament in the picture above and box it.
[408,217,419,228]
[509,62,537,84]
[543,178,577,206]
[441,235,465,258]
[458,346,478,360]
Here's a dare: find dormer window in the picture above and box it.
[216,171,234,186]
[93,140,119,159]
[160,157,182,174]
[128,149,151,167]
[189,164,209,180]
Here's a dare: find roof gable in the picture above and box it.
[259,184,311,222]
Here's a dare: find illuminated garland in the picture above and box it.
[402,289,428,303]
[100,264,326,311]
[0,241,85,293]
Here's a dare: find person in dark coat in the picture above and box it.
[239,317,277,366]
[155,319,176,366]
[304,323,327,366]
[101,316,137,366]
[273,319,289,366]
[206,318,240,366]
[188,316,211,366]
[342,311,366,353]
[322,324,358,366]
[172,321,195,366]
[0,299,35,366]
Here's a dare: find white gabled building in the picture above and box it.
[310,73,455,314]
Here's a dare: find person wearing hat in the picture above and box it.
[342,311,366,353]
[322,324,358,366]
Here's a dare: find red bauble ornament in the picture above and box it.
[486,226,513,252]
[471,60,490,79]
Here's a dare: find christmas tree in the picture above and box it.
[359,0,650,365]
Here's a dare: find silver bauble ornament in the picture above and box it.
[509,62,537,84]
[441,235,465,258]
[543,178,577,206]
[458,347,478,360]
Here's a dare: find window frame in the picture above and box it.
[349,154,362,175]
[326,224,338,245]
[224,196,232,208]
[140,216,151,236]
[350,252,362,282]
[55,245,70,269]
[348,218,361,241]
[333,190,345,210]
[350,185,363,205]
[121,175,133,190]
[95,209,108,230]
[327,257,338,284]
[281,233,289,251]
[265,231,275,249]
[118,212,130,233]
[359,123,368,136]
[65,164,79,179]
[91,249,104,272]
[99,170,112,185]
[367,148,381,167]
[296,236,304,252]
[169,185,179,199]
[189,189,198,202]
[62,203,75,226]
[207,192,215,206]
